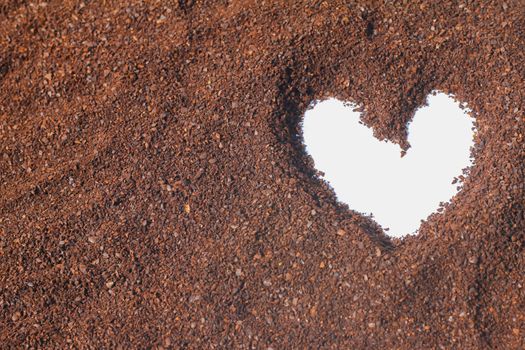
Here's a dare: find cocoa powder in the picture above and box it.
[0,1,524,349]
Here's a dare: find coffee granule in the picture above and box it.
[0,1,523,349]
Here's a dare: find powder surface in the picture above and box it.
[0,1,524,349]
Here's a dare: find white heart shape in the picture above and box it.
[302,92,475,238]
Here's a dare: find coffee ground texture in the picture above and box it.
[1,1,524,348]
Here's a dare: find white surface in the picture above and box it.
[302,92,475,238]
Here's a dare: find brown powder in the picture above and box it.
[0,1,524,349]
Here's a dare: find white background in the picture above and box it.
[302,92,475,238]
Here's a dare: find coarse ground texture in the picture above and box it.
[0,1,524,349]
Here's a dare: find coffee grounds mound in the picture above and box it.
[1,1,524,348]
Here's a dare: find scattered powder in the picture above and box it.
[0,1,523,349]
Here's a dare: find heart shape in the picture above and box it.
[302,92,475,237]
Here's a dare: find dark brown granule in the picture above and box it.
[0,1,524,349]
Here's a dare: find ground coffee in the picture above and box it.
[0,1,523,348]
